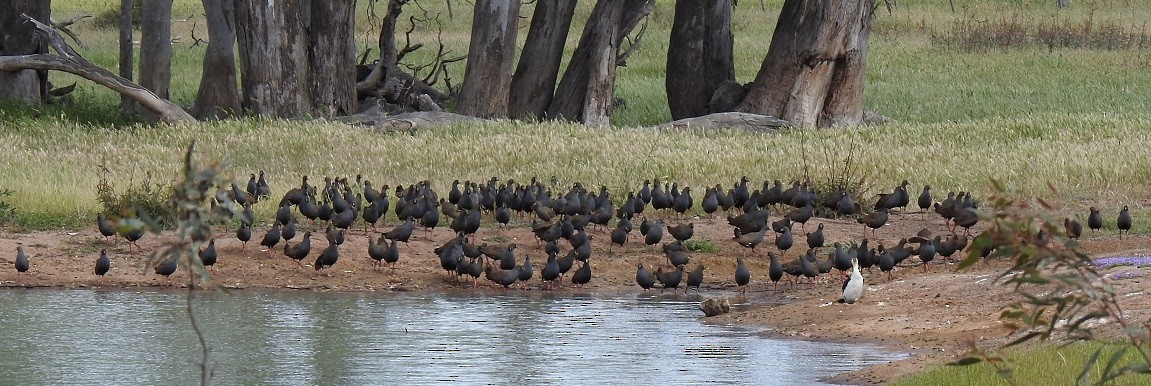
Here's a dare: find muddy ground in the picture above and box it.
[1,211,1148,385]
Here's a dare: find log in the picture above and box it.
[3,15,195,124]
[334,110,480,133]
[653,112,789,132]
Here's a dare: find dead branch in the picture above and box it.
[51,13,92,48]
[7,14,196,124]
[617,13,650,66]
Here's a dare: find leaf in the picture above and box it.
[1005,332,1042,347]
[949,356,984,366]
[1098,347,1129,384]
[1077,347,1103,385]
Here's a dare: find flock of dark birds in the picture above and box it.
[9,172,1138,302]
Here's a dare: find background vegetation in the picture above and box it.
[1,0,1148,231]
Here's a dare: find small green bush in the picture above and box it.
[684,238,719,253]
[0,188,16,224]
[95,163,176,229]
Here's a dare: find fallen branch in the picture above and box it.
[4,14,195,124]
[653,112,790,132]
[51,13,91,48]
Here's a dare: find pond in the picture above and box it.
[0,289,904,385]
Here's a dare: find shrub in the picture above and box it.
[95,162,177,229]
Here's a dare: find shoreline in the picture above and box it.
[4,214,1151,384]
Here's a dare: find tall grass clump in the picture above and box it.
[932,11,1149,52]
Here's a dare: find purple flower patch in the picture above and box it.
[1108,271,1141,280]
[1094,256,1151,269]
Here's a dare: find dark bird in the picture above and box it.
[15,246,30,273]
[517,256,533,289]
[438,238,463,278]
[665,247,690,268]
[734,227,768,254]
[644,221,664,246]
[952,208,979,236]
[610,225,628,251]
[786,204,814,232]
[858,208,889,238]
[686,264,705,293]
[383,217,415,245]
[283,231,313,268]
[275,204,293,228]
[637,263,656,291]
[1087,207,1103,235]
[124,227,145,251]
[154,257,178,284]
[917,185,933,212]
[198,239,218,268]
[485,264,521,289]
[281,217,297,241]
[368,237,389,270]
[806,223,825,249]
[1065,217,1083,240]
[495,204,512,229]
[917,237,938,271]
[775,226,794,257]
[542,253,561,290]
[800,249,819,285]
[701,188,720,219]
[1118,206,1133,239]
[667,222,694,242]
[570,261,592,288]
[95,249,111,281]
[878,246,895,281]
[672,187,693,218]
[831,242,852,275]
[314,242,340,272]
[236,223,252,249]
[735,257,751,294]
[499,244,518,270]
[260,222,282,256]
[655,265,684,294]
[768,252,784,290]
[325,225,346,246]
[837,192,858,218]
[97,213,116,242]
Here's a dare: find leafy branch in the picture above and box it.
[136,141,240,386]
[952,180,1151,384]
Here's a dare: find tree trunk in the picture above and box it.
[665,0,735,120]
[737,0,875,127]
[235,0,309,117]
[0,0,51,104]
[546,0,654,123]
[456,0,521,119]
[507,0,578,120]
[192,0,241,120]
[235,0,355,118]
[307,0,356,116]
[139,0,173,101]
[119,0,135,116]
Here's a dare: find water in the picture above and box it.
[0,289,903,385]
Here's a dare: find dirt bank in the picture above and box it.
[2,212,1149,385]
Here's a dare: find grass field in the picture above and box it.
[894,341,1151,385]
[1,0,1150,229]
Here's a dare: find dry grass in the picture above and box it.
[2,112,1149,227]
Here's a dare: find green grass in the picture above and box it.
[895,341,1151,385]
[0,0,1147,231]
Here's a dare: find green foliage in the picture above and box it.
[0,188,16,224]
[95,161,177,229]
[897,341,1151,385]
[683,238,718,253]
[951,180,1151,384]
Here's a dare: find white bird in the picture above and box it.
[842,257,864,304]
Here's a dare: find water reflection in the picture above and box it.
[0,289,904,385]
